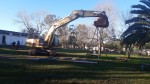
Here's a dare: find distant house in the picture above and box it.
[0,30,28,45]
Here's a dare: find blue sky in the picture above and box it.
[0,0,139,32]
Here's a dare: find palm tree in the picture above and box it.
[121,0,150,58]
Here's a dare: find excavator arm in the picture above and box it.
[44,10,109,48]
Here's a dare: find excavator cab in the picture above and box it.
[94,11,109,28]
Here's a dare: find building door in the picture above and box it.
[2,35,6,45]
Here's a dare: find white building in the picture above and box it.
[0,30,28,45]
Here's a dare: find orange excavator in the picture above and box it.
[28,10,109,56]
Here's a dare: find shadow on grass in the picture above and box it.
[55,48,89,53]
[0,47,150,84]
[0,57,150,84]
[0,47,29,55]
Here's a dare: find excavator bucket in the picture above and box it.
[94,12,109,28]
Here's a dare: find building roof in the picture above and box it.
[0,29,28,36]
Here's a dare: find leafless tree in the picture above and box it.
[57,25,69,48]
[93,0,121,56]
[44,14,59,30]
[75,24,89,49]
[15,11,58,39]
[120,10,133,35]
[94,0,120,41]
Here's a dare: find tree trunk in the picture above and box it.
[127,49,131,58]
[125,46,131,59]
[127,45,132,59]
[73,43,75,50]
[83,43,85,50]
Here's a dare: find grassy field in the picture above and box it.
[0,47,150,84]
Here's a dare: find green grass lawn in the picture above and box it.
[0,47,150,84]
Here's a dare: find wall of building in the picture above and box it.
[0,34,27,45]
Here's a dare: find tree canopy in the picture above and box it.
[121,0,150,49]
